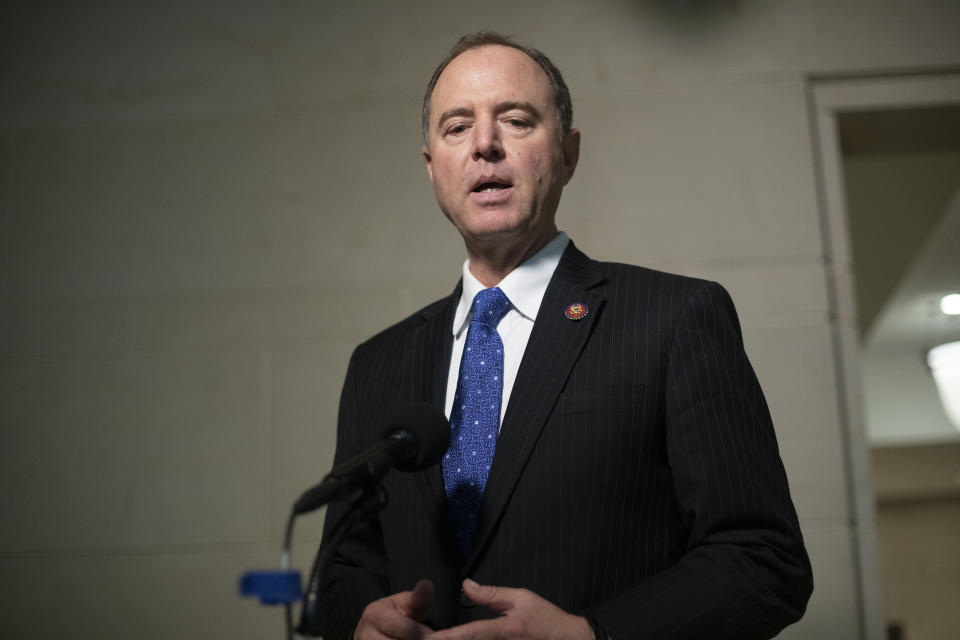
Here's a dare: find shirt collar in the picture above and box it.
[452,232,569,337]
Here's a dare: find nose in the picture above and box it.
[471,119,503,161]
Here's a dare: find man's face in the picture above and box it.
[423,45,579,251]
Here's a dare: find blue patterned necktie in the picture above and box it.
[443,286,511,551]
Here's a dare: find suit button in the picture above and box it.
[458,588,475,607]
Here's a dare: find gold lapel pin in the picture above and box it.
[564,302,588,321]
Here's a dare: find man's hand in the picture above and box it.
[427,579,593,640]
[354,578,435,640]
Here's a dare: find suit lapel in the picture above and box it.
[464,243,607,573]
[402,284,459,513]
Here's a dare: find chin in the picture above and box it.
[466,221,529,242]
[459,212,522,235]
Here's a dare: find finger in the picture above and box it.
[366,604,433,640]
[428,618,508,640]
[354,624,392,640]
[460,579,518,614]
[363,597,433,640]
[405,578,435,620]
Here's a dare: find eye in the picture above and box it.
[504,117,530,128]
[445,122,470,136]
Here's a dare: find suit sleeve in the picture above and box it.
[587,280,813,639]
[312,349,391,640]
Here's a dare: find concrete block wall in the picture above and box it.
[2,1,959,637]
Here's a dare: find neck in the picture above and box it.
[465,226,559,287]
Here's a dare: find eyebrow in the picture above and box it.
[435,101,544,130]
[436,107,473,129]
[497,101,542,119]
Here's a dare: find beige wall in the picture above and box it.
[873,444,960,640]
[2,1,959,638]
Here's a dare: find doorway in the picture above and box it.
[811,75,960,640]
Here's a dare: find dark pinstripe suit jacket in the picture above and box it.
[316,242,812,639]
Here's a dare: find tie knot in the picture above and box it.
[472,287,511,326]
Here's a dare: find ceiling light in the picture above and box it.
[942,294,960,315]
[928,341,960,431]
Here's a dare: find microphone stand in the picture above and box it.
[296,484,389,637]
[239,483,389,640]
[241,402,448,637]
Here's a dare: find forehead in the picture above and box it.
[430,45,553,116]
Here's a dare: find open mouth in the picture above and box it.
[471,181,512,193]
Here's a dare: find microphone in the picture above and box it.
[292,403,450,515]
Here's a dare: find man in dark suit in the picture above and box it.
[316,32,812,640]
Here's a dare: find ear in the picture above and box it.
[422,145,434,183]
[561,129,580,185]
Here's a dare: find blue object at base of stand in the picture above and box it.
[240,570,303,605]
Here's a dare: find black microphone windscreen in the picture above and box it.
[381,403,450,472]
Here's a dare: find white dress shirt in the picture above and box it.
[444,232,570,426]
